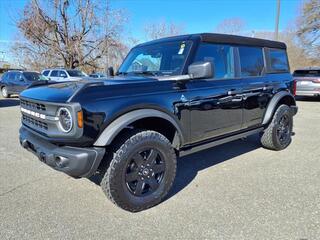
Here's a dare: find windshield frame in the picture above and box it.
[118,40,194,77]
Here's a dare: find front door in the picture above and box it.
[184,42,244,143]
[186,79,243,143]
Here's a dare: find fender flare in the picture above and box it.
[94,109,184,147]
[262,91,296,125]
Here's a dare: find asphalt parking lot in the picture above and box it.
[0,96,319,240]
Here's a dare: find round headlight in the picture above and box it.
[57,107,73,133]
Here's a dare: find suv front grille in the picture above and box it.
[22,114,48,130]
[20,99,46,111]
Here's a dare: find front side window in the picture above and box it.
[118,41,192,76]
[8,72,16,82]
[194,43,235,79]
[266,48,289,72]
[239,46,264,77]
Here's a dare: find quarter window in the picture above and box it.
[194,43,235,79]
[238,46,264,77]
[266,48,289,72]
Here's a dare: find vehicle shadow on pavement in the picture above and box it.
[165,134,261,200]
[0,98,20,108]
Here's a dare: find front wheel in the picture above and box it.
[1,87,10,98]
[261,104,293,151]
[101,130,177,212]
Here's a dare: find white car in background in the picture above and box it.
[41,68,87,82]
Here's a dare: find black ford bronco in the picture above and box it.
[19,33,298,212]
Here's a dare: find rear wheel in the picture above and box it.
[1,87,10,98]
[101,130,177,212]
[261,104,293,150]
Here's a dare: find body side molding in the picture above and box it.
[262,91,296,125]
[94,109,184,147]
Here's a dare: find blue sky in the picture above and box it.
[0,0,302,61]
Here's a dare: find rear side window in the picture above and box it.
[194,43,235,79]
[293,70,320,77]
[42,70,50,76]
[238,46,264,77]
[50,70,59,77]
[266,48,289,72]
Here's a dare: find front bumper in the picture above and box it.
[19,127,105,178]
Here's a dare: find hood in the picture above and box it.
[19,76,157,103]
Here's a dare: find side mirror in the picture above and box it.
[19,76,25,82]
[107,67,114,77]
[188,61,214,79]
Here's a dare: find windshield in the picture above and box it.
[23,72,47,81]
[293,70,320,77]
[67,70,86,77]
[118,41,192,76]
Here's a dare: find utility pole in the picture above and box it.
[275,0,281,40]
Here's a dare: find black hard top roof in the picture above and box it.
[138,33,287,49]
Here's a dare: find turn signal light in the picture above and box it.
[77,111,83,128]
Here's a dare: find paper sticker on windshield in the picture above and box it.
[178,42,186,55]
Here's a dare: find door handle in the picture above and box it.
[227,89,242,95]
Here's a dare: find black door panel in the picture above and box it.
[242,77,274,128]
[184,79,243,143]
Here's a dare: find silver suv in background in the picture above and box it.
[293,67,320,97]
[41,68,87,82]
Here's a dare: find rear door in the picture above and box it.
[240,47,290,129]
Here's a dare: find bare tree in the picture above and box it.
[144,20,184,40]
[296,0,320,60]
[215,17,246,35]
[14,0,128,72]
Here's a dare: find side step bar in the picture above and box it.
[179,128,263,157]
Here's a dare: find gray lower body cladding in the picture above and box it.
[19,127,105,178]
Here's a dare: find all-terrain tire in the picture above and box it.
[261,104,293,151]
[101,130,177,212]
